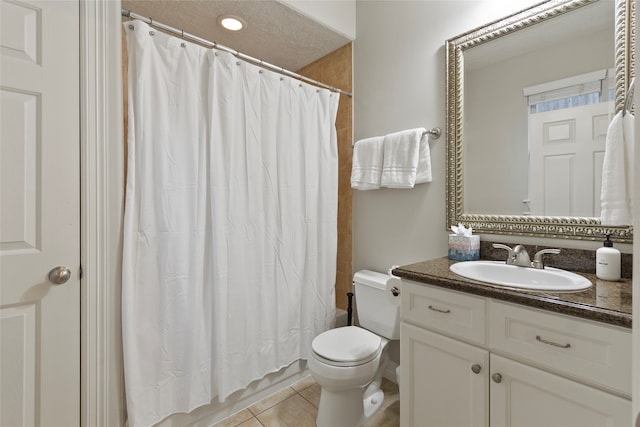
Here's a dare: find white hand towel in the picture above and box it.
[600,111,635,225]
[351,136,384,190]
[416,133,433,184]
[381,128,425,188]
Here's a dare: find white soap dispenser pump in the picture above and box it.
[596,233,621,281]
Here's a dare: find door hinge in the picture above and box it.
[79,264,83,280]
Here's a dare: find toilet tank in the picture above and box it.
[353,270,400,340]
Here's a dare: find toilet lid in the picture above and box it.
[312,326,381,364]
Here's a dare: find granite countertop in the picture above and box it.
[392,257,632,329]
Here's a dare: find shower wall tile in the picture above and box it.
[298,43,353,311]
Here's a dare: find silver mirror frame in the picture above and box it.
[446,0,635,242]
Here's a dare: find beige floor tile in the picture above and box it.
[298,382,321,407]
[228,376,399,427]
[290,375,316,392]
[256,394,318,427]
[236,417,265,427]
[248,387,297,416]
[211,409,255,427]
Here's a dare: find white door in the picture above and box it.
[0,1,80,426]
[490,354,631,427]
[400,323,489,427]
[529,102,612,217]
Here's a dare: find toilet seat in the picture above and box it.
[312,326,382,367]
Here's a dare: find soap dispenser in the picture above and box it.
[596,233,621,281]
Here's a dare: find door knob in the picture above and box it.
[492,373,503,383]
[471,364,482,374]
[48,266,71,284]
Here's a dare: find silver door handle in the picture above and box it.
[48,266,71,284]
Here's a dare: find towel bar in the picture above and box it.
[423,127,441,140]
[352,126,442,148]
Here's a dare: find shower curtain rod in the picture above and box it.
[121,8,353,98]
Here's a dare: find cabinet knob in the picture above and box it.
[492,373,503,383]
[471,364,482,374]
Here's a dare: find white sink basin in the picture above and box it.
[449,260,592,291]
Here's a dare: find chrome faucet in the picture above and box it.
[492,244,560,269]
[532,248,561,269]
[492,243,531,267]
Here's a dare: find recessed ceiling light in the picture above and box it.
[217,14,245,31]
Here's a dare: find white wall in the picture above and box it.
[353,0,542,273]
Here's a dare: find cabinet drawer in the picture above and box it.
[489,300,631,397]
[401,281,486,346]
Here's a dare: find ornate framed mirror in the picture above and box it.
[446,0,634,242]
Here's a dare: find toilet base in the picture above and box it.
[363,388,385,419]
[316,386,385,427]
[313,348,390,427]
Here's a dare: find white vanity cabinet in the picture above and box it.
[400,280,632,427]
[401,322,489,426]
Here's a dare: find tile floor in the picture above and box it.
[212,375,400,427]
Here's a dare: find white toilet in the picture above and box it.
[308,270,400,427]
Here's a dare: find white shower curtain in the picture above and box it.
[122,21,339,427]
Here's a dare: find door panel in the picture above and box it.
[400,322,489,427]
[529,102,611,217]
[490,354,631,427]
[0,0,80,425]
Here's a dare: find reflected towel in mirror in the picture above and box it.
[601,111,634,225]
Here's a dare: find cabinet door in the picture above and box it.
[400,322,489,427]
[490,354,631,427]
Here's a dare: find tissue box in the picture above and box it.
[448,235,480,261]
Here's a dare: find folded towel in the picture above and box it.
[351,136,384,190]
[600,111,635,225]
[381,128,425,188]
[416,133,433,184]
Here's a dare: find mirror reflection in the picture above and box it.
[464,1,614,217]
[446,0,634,242]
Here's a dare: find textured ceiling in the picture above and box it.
[121,0,351,72]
